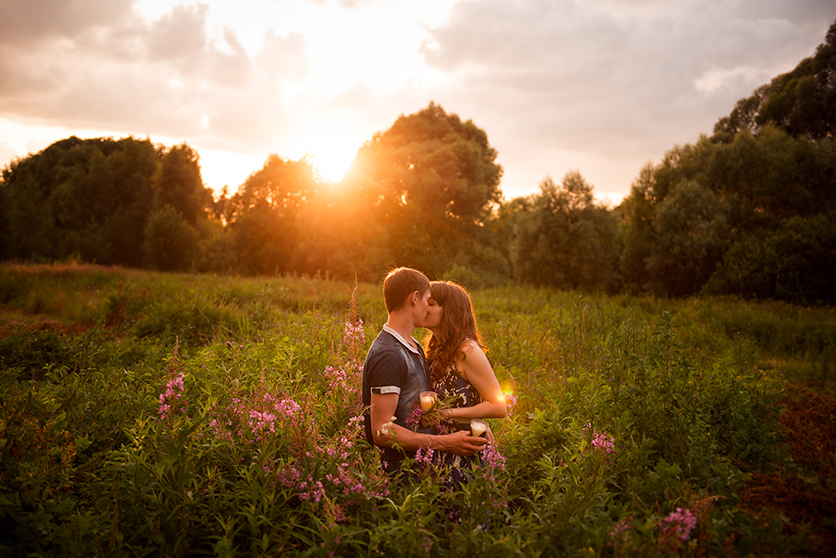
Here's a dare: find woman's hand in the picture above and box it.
[485,424,496,444]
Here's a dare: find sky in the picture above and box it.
[0,0,833,205]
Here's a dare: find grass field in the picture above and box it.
[1,262,834,556]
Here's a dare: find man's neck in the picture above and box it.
[385,312,416,347]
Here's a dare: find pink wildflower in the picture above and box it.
[415,446,435,467]
[583,423,615,454]
[504,392,517,416]
[660,507,697,542]
[609,517,632,545]
[405,402,423,428]
[480,444,506,480]
[157,371,186,420]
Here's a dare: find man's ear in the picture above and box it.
[408,291,419,307]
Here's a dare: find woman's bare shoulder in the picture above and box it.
[458,338,484,358]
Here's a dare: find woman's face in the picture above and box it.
[422,296,443,331]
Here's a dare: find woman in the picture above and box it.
[422,280,506,474]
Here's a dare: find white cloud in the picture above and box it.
[417,0,832,195]
[0,0,831,199]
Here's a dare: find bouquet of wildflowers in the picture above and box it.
[405,395,457,429]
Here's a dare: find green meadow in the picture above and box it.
[1,263,834,557]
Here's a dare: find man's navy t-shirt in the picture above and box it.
[362,325,433,472]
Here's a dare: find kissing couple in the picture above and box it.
[361,267,507,480]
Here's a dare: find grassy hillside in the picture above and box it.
[1,263,834,556]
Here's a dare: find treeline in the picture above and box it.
[620,21,836,305]
[0,103,509,285]
[2,22,835,305]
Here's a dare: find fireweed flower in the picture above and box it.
[158,371,186,420]
[405,402,423,428]
[324,318,366,413]
[343,320,365,351]
[660,507,697,542]
[583,423,615,454]
[609,517,633,545]
[420,535,432,555]
[414,446,435,467]
[342,314,366,366]
[210,391,301,444]
[504,392,518,416]
[480,444,506,480]
[324,364,362,399]
[275,423,390,506]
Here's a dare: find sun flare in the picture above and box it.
[294,117,366,184]
[307,141,359,184]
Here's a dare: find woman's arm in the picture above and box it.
[444,340,507,420]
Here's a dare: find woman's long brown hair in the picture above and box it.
[424,281,485,382]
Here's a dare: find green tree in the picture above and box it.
[714,20,836,141]
[153,144,212,226]
[513,171,619,291]
[343,102,503,279]
[0,137,157,265]
[142,205,199,272]
[227,155,318,275]
[647,180,731,297]
[704,211,836,305]
[619,164,657,293]
[194,218,238,274]
[619,21,836,301]
[296,185,394,282]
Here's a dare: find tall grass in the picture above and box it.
[0,263,833,556]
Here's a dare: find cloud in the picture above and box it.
[418,0,832,193]
[146,4,209,63]
[0,0,135,46]
[0,140,15,170]
[0,1,310,153]
[0,0,830,199]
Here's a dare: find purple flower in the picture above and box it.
[660,507,697,542]
[609,518,632,545]
[158,371,186,420]
[415,447,435,466]
[480,444,506,479]
[405,402,423,428]
[504,392,518,416]
[582,423,615,454]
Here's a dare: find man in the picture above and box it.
[362,267,486,474]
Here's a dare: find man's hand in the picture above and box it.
[436,430,488,456]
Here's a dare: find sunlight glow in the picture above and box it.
[299,128,363,183]
[198,149,268,195]
[129,0,453,188]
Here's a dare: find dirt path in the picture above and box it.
[739,383,836,555]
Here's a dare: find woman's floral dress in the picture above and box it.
[432,361,484,482]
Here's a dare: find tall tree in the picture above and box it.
[646,180,731,297]
[153,144,212,226]
[342,102,503,279]
[714,19,836,141]
[618,164,657,293]
[0,137,157,266]
[142,204,199,272]
[296,184,394,282]
[513,171,619,291]
[227,155,318,275]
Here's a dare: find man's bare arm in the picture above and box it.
[370,393,486,456]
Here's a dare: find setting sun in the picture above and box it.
[304,135,362,184]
